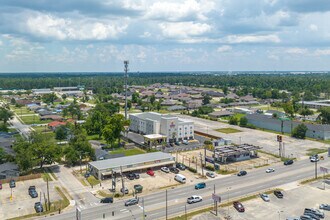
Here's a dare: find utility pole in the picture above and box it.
[315,159,318,179]
[142,197,146,220]
[185,204,187,220]
[166,189,168,220]
[120,166,125,195]
[214,184,218,216]
[200,153,204,176]
[47,177,50,211]
[124,60,129,120]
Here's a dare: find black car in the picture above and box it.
[237,171,247,176]
[9,179,16,188]
[274,190,283,198]
[170,167,179,174]
[284,160,294,165]
[176,163,186,170]
[28,186,38,198]
[133,173,140,179]
[34,202,43,213]
[100,197,113,203]
[175,141,180,146]
[127,173,135,180]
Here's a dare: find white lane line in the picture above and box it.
[137,205,143,210]
[120,209,127,212]
[121,210,130,213]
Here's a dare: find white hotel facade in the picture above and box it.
[129,112,194,142]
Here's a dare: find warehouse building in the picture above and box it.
[88,152,175,180]
[129,112,194,143]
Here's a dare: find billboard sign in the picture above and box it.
[212,193,221,203]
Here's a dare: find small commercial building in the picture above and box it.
[88,152,175,180]
[214,144,261,163]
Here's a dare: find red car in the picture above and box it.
[146,169,154,176]
[233,201,245,212]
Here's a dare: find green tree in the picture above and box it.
[63,102,82,120]
[132,92,139,103]
[0,107,14,125]
[317,107,330,124]
[42,93,57,104]
[282,101,294,118]
[292,124,308,139]
[239,117,248,127]
[228,116,239,125]
[61,94,67,101]
[14,140,35,172]
[299,107,313,119]
[202,94,212,105]
[55,125,68,140]
[222,86,228,95]
[150,95,156,105]
[102,114,130,148]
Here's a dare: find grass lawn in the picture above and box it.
[87,176,100,186]
[10,105,34,115]
[33,125,51,133]
[306,148,328,156]
[215,127,242,134]
[109,147,146,156]
[20,115,52,124]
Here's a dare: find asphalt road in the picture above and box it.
[9,115,31,139]
[45,157,330,220]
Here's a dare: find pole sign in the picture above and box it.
[212,193,221,203]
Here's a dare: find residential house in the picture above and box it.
[48,121,67,131]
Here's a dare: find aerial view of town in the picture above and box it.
[0,1,330,220]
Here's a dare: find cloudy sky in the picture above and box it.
[0,0,330,72]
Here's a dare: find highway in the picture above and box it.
[45,157,330,220]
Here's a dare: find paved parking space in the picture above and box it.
[0,178,61,219]
[218,183,330,220]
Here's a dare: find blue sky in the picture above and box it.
[0,0,330,72]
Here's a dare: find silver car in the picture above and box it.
[187,195,202,204]
[206,172,215,178]
[320,204,330,211]
[161,167,170,173]
[260,193,270,202]
[125,198,139,206]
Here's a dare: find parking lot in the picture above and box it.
[0,178,61,219]
[98,166,208,198]
[193,181,330,220]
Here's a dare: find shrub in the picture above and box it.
[205,165,215,171]
[187,167,197,173]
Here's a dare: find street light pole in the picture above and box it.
[124,60,129,120]
[166,189,168,220]
[315,159,318,179]
[227,187,231,219]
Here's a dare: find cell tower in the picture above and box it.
[124,60,129,120]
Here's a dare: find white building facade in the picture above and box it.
[129,112,194,142]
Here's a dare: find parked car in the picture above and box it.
[266,168,275,173]
[286,218,300,220]
[134,184,143,193]
[187,195,202,204]
[303,212,320,220]
[233,201,245,212]
[274,190,284,198]
[120,187,129,194]
[182,140,189,145]
[310,157,319,162]
[284,160,294,165]
[195,182,206,190]
[125,197,139,206]
[319,204,330,211]
[133,173,140,179]
[260,193,270,202]
[100,197,113,203]
[127,173,135,180]
[170,167,179,174]
[175,141,180,146]
[29,189,38,198]
[146,169,155,176]
[237,170,247,176]
[206,171,216,178]
[174,174,186,183]
[9,179,16,188]
[161,167,170,173]
[304,208,324,219]
[34,202,43,213]
[300,215,314,220]
[176,163,186,170]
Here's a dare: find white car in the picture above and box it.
[206,171,216,178]
[187,195,202,204]
[260,193,270,202]
[161,167,170,173]
[310,157,319,162]
[266,168,275,173]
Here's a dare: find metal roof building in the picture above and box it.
[88,152,175,180]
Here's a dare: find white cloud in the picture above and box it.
[25,13,127,40]
[140,31,151,38]
[268,54,279,60]
[159,22,211,39]
[314,49,330,56]
[0,40,2,46]
[217,45,232,52]
[145,0,215,21]
[309,24,318,31]
[225,34,281,44]
[285,47,308,54]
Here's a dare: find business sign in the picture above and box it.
[320,166,329,173]
[212,193,221,203]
